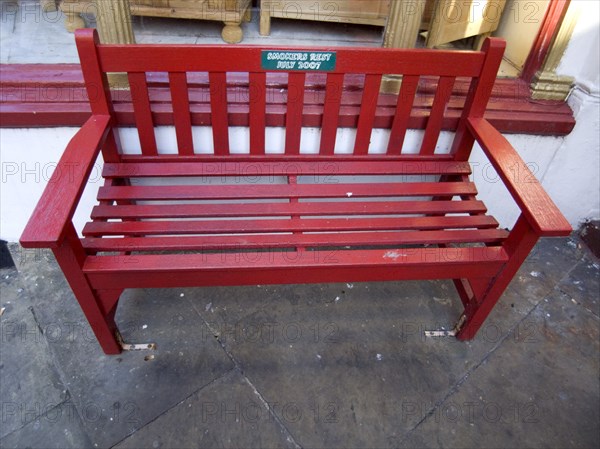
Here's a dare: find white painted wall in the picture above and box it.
[556,0,600,95]
[546,0,600,225]
[0,127,102,241]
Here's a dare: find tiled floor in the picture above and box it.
[0,236,598,449]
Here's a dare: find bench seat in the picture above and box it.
[20,30,572,354]
[82,161,504,246]
[79,159,510,289]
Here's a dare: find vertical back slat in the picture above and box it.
[451,38,506,161]
[285,72,306,155]
[128,72,158,156]
[168,72,194,155]
[75,29,121,162]
[419,76,455,155]
[387,75,419,154]
[319,73,344,155]
[209,71,230,155]
[249,72,266,154]
[353,74,382,155]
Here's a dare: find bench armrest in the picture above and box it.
[467,117,571,237]
[20,115,112,248]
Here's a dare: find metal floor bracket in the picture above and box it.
[116,331,157,351]
[424,314,466,338]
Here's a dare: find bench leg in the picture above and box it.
[52,223,122,354]
[96,289,124,318]
[456,214,539,340]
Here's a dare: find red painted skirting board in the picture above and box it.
[0,64,575,135]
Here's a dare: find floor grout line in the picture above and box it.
[26,303,96,444]
[186,298,303,448]
[0,397,73,443]
[108,366,237,449]
[239,374,303,449]
[0,302,80,442]
[555,285,600,319]
[398,295,549,445]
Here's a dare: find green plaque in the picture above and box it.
[261,50,337,72]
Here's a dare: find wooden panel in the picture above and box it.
[130,0,248,20]
[91,199,487,220]
[249,72,266,154]
[83,229,508,252]
[97,181,478,201]
[285,72,306,155]
[168,72,194,155]
[427,0,507,48]
[103,160,473,178]
[83,215,498,237]
[319,73,344,155]
[267,0,390,25]
[209,71,230,155]
[128,72,158,155]
[354,74,382,155]
[387,75,419,154]
[420,76,455,155]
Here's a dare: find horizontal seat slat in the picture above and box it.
[97,182,477,201]
[82,246,509,289]
[118,155,459,163]
[90,200,487,220]
[102,161,472,178]
[82,229,508,252]
[82,215,498,237]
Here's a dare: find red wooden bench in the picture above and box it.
[20,29,571,354]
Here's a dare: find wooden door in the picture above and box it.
[426,0,507,48]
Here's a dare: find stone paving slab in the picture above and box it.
[4,246,234,448]
[557,257,600,317]
[0,268,67,439]
[115,369,297,449]
[201,272,578,448]
[398,288,600,449]
[0,401,93,449]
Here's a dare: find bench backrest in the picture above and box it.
[76,29,505,161]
